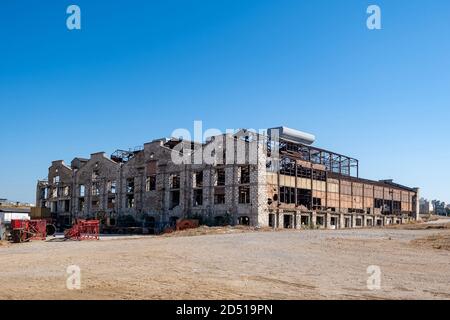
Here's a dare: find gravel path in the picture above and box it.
[0,228,449,300]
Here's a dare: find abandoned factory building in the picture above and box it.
[36,127,419,232]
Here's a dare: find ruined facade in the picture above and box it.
[36,128,419,232]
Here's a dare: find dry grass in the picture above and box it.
[421,215,441,223]
[161,225,274,238]
[412,234,450,251]
[387,222,450,230]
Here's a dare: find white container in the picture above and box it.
[268,126,316,145]
[0,213,30,224]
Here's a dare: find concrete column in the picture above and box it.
[295,213,301,229]
[340,213,345,229]
[413,188,421,221]
[311,212,317,228]
[326,212,331,229]
[277,212,283,229]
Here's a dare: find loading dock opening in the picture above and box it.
[268,214,275,228]
[330,217,338,229]
[345,217,351,228]
[238,216,250,226]
[316,216,325,227]
[283,214,293,229]
[300,215,310,227]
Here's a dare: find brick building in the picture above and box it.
[36,127,419,232]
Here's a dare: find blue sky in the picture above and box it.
[0,0,449,203]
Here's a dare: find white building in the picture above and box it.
[419,198,433,215]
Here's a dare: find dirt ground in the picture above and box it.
[0,224,449,300]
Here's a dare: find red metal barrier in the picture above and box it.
[10,219,47,243]
[29,220,47,240]
[64,220,100,241]
[11,219,28,230]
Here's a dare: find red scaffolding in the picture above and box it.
[10,219,47,243]
[64,220,100,241]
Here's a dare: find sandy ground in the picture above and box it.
[0,224,449,300]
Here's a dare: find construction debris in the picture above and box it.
[176,219,199,231]
[10,219,47,243]
[64,220,100,241]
